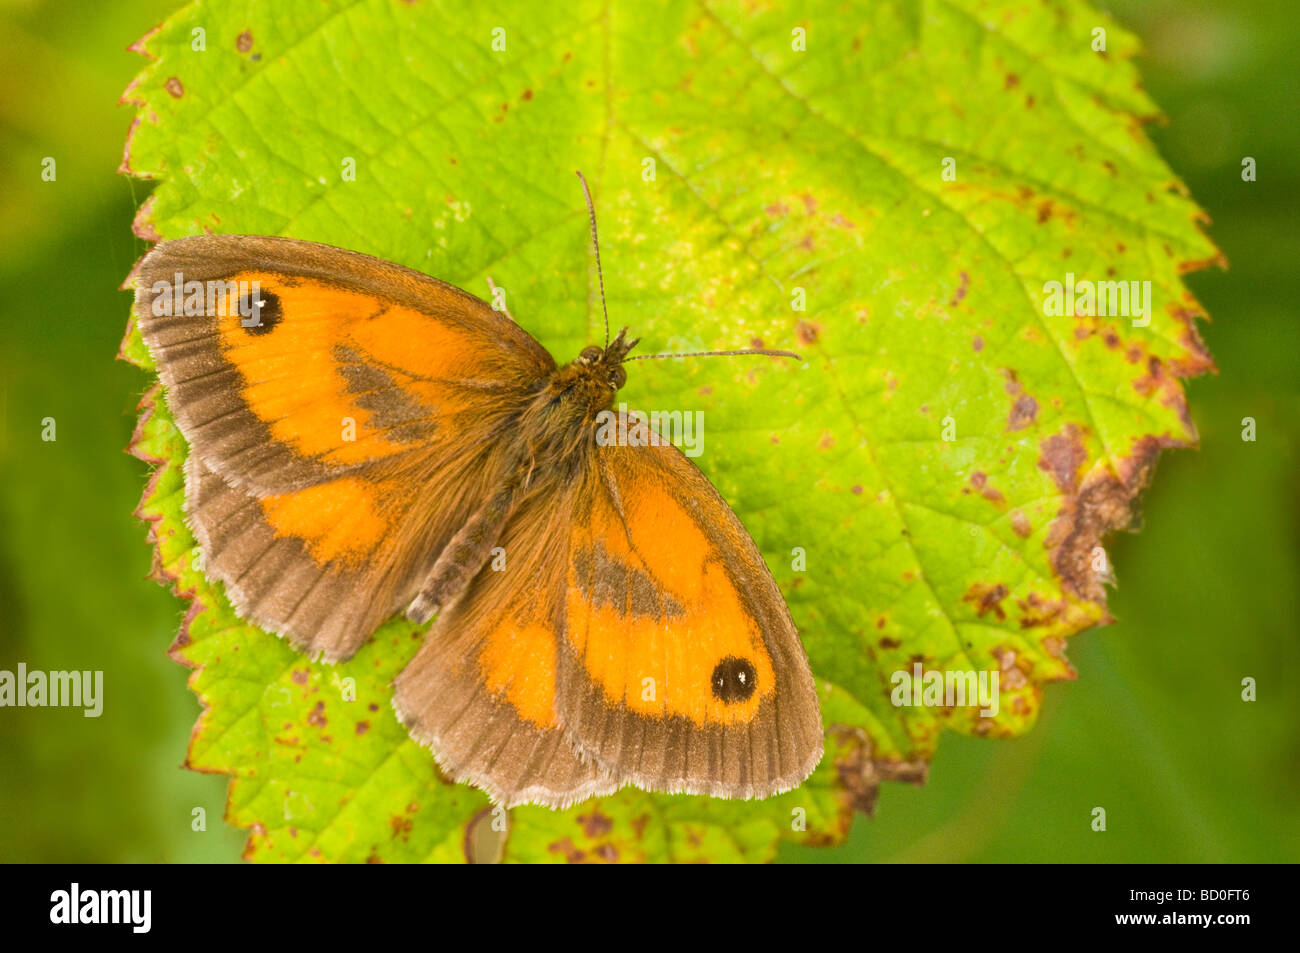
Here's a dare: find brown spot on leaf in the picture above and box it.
[974,474,1007,506]
[1001,367,1023,395]
[963,582,1009,620]
[306,701,327,727]
[236,30,253,53]
[879,636,901,649]
[577,809,613,838]
[829,726,927,819]
[972,335,984,352]
[291,669,309,685]
[992,648,1029,690]
[1001,368,1040,431]
[1044,435,1183,602]
[1133,356,1165,398]
[1168,309,1217,380]
[949,270,969,306]
[1010,511,1032,538]
[1007,393,1039,432]
[548,837,587,863]
[390,814,413,842]
[1038,424,1087,493]
[355,720,369,735]
[796,320,820,345]
[1017,592,1069,629]
[164,76,184,98]
[523,88,533,100]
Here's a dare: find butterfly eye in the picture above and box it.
[579,346,603,365]
[608,365,627,390]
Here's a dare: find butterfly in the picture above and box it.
[132,173,824,808]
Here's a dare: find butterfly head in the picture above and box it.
[573,326,639,393]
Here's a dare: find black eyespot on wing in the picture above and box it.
[240,289,282,336]
[710,656,757,704]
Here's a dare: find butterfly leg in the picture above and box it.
[406,489,516,623]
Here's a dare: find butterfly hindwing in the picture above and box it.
[392,483,621,808]
[555,419,824,799]
[186,456,427,660]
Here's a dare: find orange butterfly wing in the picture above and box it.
[136,235,552,492]
[392,482,621,808]
[395,411,823,803]
[555,420,824,798]
[134,235,552,659]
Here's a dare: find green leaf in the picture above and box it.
[123,0,1219,862]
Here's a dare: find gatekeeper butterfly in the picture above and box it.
[132,173,823,808]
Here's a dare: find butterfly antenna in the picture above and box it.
[575,170,611,348]
[625,347,802,362]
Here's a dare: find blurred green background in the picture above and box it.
[0,0,1295,862]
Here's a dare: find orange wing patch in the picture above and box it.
[566,468,776,726]
[478,620,560,729]
[258,477,391,568]
[213,271,505,466]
